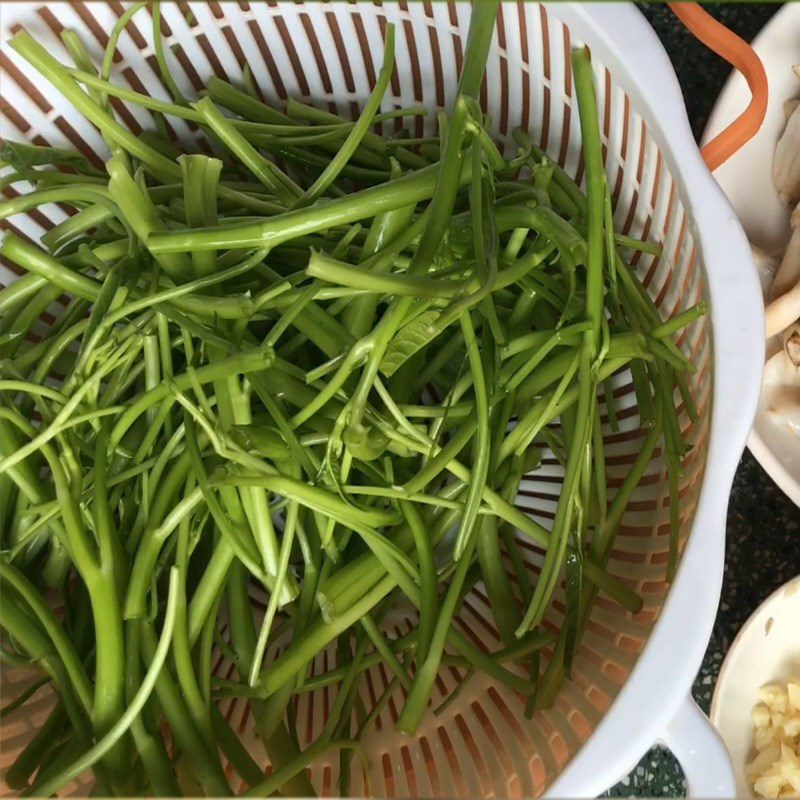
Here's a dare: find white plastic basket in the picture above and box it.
[0,2,764,796]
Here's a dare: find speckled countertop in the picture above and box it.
[606,5,800,796]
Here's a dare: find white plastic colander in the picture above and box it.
[0,2,765,797]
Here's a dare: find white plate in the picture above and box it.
[710,576,800,796]
[703,4,800,507]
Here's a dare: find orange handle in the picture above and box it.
[669,3,768,172]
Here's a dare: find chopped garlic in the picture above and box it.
[760,685,790,713]
[789,684,800,712]
[748,678,800,798]
[755,704,773,728]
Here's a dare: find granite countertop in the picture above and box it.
[607,5,800,796]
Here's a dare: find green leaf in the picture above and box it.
[228,424,290,462]
[0,140,99,177]
[379,308,441,377]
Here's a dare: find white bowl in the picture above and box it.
[710,575,800,797]
[703,4,800,508]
